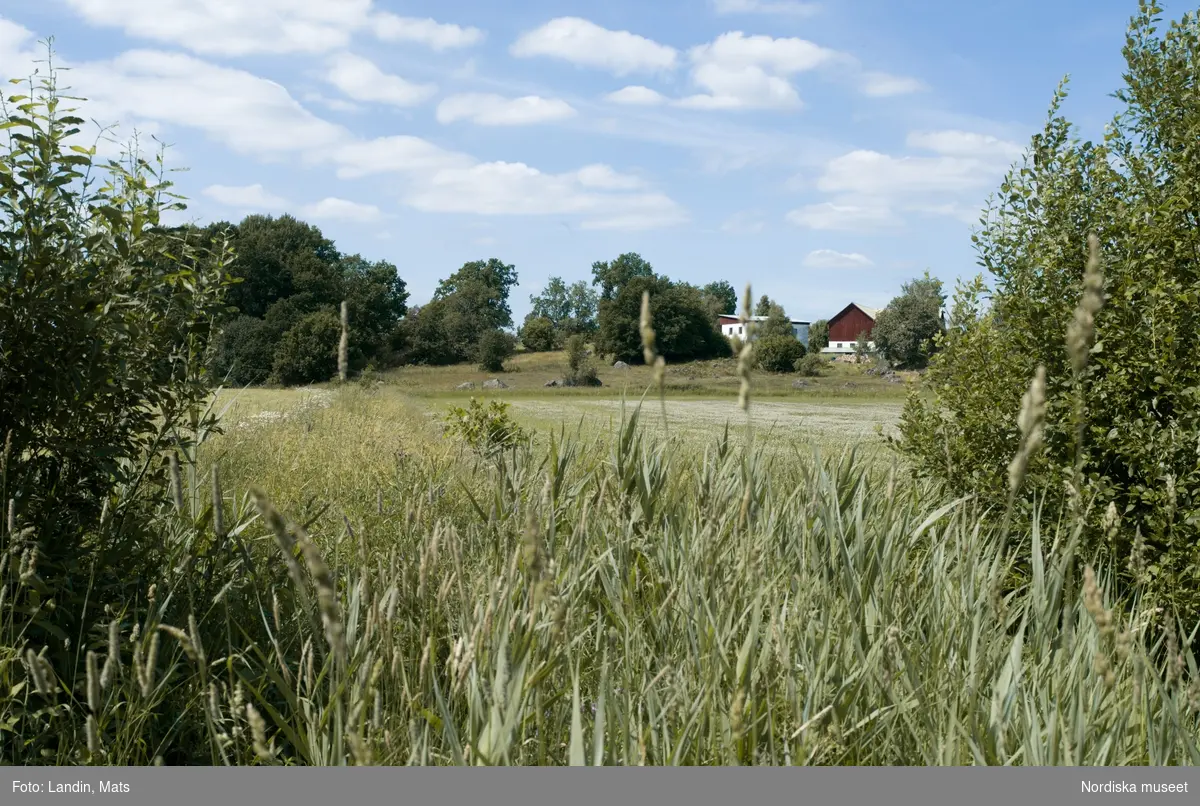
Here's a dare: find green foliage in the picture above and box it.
[794,352,826,377]
[435,258,518,330]
[854,332,870,361]
[596,275,733,364]
[873,273,945,369]
[529,276,598,338]
[0,62,233,687]
[701,280,738,319]
[564,334,600,386]
[899,1,1200,628]
[758,304,796,340]
[271,310,341,385]
[808,319,830,352]
[211,315,277,386]
[591,252,655,301]
[518,314,558,352]
[756,335,806,373]
[754,295,775,317]
[442,398,526,455]
[340,254,409,368]
[476,329,516,372]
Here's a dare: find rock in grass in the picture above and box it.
[792,379,811,388]
[455,382,476,390]
[544,379,560,387]
[613,360,629,369]
[482,378,509,390]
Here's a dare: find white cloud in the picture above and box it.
[372,14,484,50]
[817,149,1003,197]
[605,85,668,106]
[300,197,384,221]
[60,0,482,56]
[690,31,838,74]
[786,202,898,231]
[720,211,766,234]
[331,135,474,179]
[324,53,436,107]
[436,93,576,126]
[62,0,371,56]
[202,184,289,211]
[404,161,687,231]
[510,17,678,75]
[677,62,800,109]
[678,32,839,110]
[72,50,348,158]
[712,0,821,15]
[860,71,926,97]
[575,164,645,190]
[906,130,1023,161]
[801,249,874,269]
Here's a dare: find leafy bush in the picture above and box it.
[794,352,826,377]
[476,329,516,372]
[808,319,829,352]
[442,398,526,455]
[0,64,232,691]
[873,273,945,370]
[898,3,1200,629]
[596,275,732,364]
[519,314,557,352]
[756,335,805,373]
[211,315,277,386]
[757,304,796,340]
[563,334,600,386]
[271,310,340,385]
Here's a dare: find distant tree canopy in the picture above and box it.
[523,276,598,348]
[701,280,738,320]
[592,252,656,301]
[754,294,777,317]
[808,319,830,352]
[872,273,946,370]
[207,214,408,385]
[758,304,796,341]
[396,258,519,367]
[596,272,732,364]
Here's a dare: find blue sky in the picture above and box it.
[0,0,1172,324]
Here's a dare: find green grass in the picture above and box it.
[5,373,1195,766]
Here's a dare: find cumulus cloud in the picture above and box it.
[720,211,766,234]
[404,161,687,230]
[605,85,668,106]
[676,32,839,110]
[789,128,1022,232]
[330,135,474,179]
[60,0,482,56]
[436,93,576,126]
[300,197,384,221]
[324,53,436,107]
[860,71,926,97]
[801,249,875,269]
[510,17,678,75]
[372,14,484,50]
[202,184,289,211]
[786,202,899,231]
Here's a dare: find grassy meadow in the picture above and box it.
[102,355,1193,766]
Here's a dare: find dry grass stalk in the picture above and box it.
[1007,365,1047,495]
[737,284,754,412]
[339,300,350,383]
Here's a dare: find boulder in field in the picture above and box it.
[544,379,560,387]
[613,360,630,369]
[455,382,476,390]
[482,378,509,390]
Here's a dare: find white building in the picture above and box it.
[717,315,810,348]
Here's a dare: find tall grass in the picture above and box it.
[2,383,1196,765]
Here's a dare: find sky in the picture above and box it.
[0,0,1174,324]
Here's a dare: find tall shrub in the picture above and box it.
[898,1,1200,628]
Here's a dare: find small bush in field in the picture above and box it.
[442,397,526,454]
[519,314,557,352]
[756,335,805,373]
[477,329,516,372]
[271,310,340,385]
[563,334,600,385]
[794,352,826,377]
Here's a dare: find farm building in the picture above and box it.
[717,314,811,348]
[823,303,880,354]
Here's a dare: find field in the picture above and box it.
[146,354,1199,767]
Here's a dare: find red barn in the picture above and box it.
[824,303,880,354]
